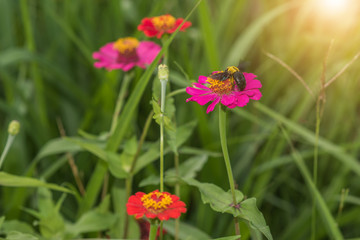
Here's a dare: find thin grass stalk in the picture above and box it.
[218,106,240,238]
[20,0,48,128]
[56,118,85,196]
[110,73,133,135]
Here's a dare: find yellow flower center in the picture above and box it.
[141,191,173,211]
[208,73,235,95]
[152,15,176,31]
[113,37,139,56]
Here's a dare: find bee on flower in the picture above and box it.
[186,66,262,113]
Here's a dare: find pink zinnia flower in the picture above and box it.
[186,66,262,113]
[138,14,191,39]
[92,37,161,71]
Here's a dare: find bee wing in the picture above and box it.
[208,72,230,81]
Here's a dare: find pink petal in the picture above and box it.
[186,93,217,105]
[221,94,236,106]
[243,72,257,81]
[137,41,161,65]
[236,95,250,107]
[245,79,262,90]
[198,75,208,84]
[186,87,211,96]
[206,97,221,113]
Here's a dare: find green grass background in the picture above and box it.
[0,0,360,239]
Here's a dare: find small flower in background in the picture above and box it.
[137,219,166,240]
[93,37,161,71]
[186,66,262,113]
[138,14,192,38]
[126,190,186,221]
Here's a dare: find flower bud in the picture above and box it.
[158,64,169,81]
[8,120,20,136]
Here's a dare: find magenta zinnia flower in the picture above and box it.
[92,37,161,71]
[186,66,262,113]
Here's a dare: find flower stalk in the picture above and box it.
[149,221,158,240]
[158,64,169,193]
[0,121,20,170]
[218,106,241,237]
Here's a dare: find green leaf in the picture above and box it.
[0,220,35,234]
[134,141,170,174]
[140,155,208,187]
[183,178,243,216]
[139,175,160,187]
[167,120,197,154]
[5,231,39,240]
[212,236,242,240]
[37,188,65,239]
[65,138,129,179]
[35,138,83,160]
[35,137,105,161]
[167,155,208,180]
[238,198,273,240]
[0,172,72,193]
[66,196,116,236]
[184,178,272,240]
[151,98,174,131]
[163,220,210,240]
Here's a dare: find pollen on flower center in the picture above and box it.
[207,76,235,95]
[152,15,176,31]
[141,191,173,210]
[113,37,139,56]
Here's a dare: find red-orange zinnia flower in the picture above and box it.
[138,14,191,38]
[126,190,187,221]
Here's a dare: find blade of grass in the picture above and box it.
[254,102,360,177]
[279,125,343,240]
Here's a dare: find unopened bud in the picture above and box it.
[158,64,169,81]
[8,120,20,136]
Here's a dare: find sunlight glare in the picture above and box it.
[317,0,350,15]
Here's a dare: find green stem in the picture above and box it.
[0,135,15,170]
[149,221,158,240]
[110,73,132,135]
[218,106,241,237]
[174,153,180,240]
[160,116,165,193]
[160,79,167,192]
[123,177,132,239]
[312,97,321,240]
[167,88,186,99]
